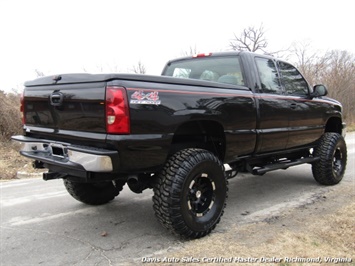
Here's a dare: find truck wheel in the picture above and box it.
[63,179,125,205]
[153,148,228,238]
[312,132,347,185]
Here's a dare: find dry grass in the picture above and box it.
[347,123,355,132]
[0,142,43,180]
[0,91,22,142]
[0,91,45,179]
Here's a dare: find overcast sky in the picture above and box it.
[1,0,354,92]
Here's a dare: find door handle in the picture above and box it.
[290,103,297,109]
[50,92,64,106]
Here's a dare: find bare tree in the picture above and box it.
[83,64,120,73]
[291,41,330,85]
[291,42,355,123]
[131,61,146,74]
[322,50,355,123]
[230,24,268,53]
[35,69,45,77]
[181,45,199,56]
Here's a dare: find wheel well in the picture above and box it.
[325,117,342,134]
[170,120,226,161]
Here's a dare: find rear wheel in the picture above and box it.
[64,179,125,205]
[153,148,228,238]
[312,133,347,185]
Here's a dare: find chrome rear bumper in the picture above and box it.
[12,135,117,172]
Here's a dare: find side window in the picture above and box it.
[255,58,282,94]
[278,61,309,96]
[172,68,191,78]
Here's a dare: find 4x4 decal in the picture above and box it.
[130,90,161,105]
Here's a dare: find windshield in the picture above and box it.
[162,56,245,86]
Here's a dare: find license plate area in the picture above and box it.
[50,144,67,159]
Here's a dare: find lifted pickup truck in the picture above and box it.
[12,51,347,238]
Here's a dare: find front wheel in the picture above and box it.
[64,179,126,205]
[153,148,228,238]
[312,133,347,185]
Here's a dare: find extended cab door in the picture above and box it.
[254,57,290,153]
[277,61,325,148]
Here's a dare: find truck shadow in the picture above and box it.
[47,166,328,262]
[224,166,328,225]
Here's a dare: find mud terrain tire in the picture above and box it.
[64,179,125,205]
[153,148,228,238]
[312,132,347,185]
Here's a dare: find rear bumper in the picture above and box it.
[12,135,118,172]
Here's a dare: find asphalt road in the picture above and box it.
[1,133,354,266]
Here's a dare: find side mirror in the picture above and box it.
[311,84,328,98]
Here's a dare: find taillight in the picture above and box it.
[105,86,130,134]
[20,92,25,125]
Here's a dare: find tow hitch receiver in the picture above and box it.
[43,172,68,181]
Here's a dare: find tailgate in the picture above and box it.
[24,77,107,133]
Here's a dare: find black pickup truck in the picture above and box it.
[12,51,347,238]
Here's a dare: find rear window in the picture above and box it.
[163,56,245,86]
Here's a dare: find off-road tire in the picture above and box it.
[153,148,228,239]
[63,179,125,205]
[312,132,347,185]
